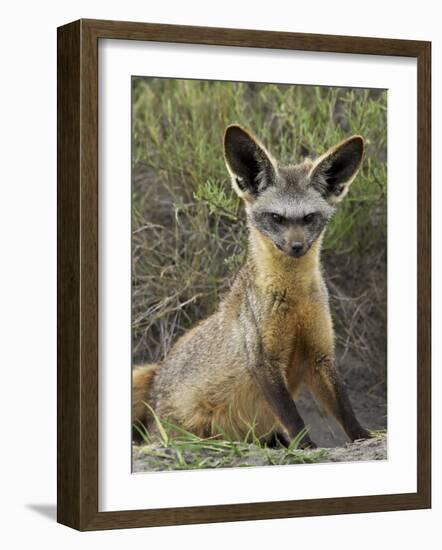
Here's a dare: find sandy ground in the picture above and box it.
[133,434,386,473]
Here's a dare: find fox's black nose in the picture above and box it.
[291,243,304,254]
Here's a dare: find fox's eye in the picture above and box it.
[270,213,284,223]
[303,212,316,224]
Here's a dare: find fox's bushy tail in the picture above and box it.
[132,364,158,429]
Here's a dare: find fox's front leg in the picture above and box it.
[241,288,315,448]
[306,354,370,441]
[250,359,316,449]
[303,312,370,441]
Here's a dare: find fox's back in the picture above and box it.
[150,308,272,438]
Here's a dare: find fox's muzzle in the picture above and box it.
[282,227,308,258]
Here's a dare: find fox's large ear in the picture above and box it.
[309,136,364,204]
[224,125,277,200]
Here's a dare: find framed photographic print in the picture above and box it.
[57,19,431,530]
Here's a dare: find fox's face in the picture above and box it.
[224,125,364,259]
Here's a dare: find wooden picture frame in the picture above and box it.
[57,18,431,531]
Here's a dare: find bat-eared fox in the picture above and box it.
[133,125,371,449]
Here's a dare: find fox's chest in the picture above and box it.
[258,285,329,359]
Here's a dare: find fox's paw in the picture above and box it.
[299,438,317,450]
[352,427,372,441]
